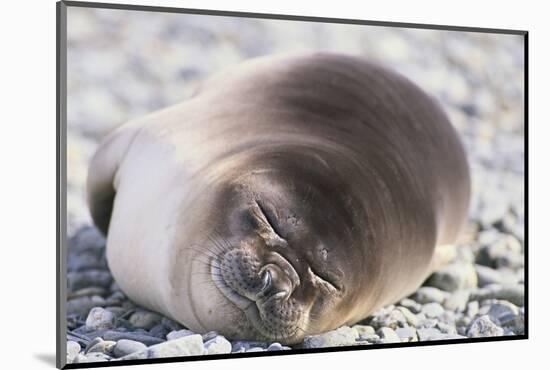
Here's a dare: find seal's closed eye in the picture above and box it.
[255,200,285,239]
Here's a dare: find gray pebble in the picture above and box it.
[267,342,291,351]
[166,329,196,341]
[477,229,501,246]
[417,328,446,341]
[475,264,516,286]
[68,251,105,272]
[467,315,504,337]
[231,341,268,352]
[472,284,524,306]
[102,330,165,346]
[398,298,422,313]
[68,286,109,299]
[443,290,470,312]
[67,296,106,316]
[369,309,407,329]
[86,339,116,354]
[477,235,523,269]
[353,325,375,339]
[83,337,102,353]
[161,317,183,332]
[436,322,457,335]
[121,334,205,359]
[394,327,418,342]
[73,352,112,363]
[104,291,126,306]
[67,332,91,348]
[490,285,524,306]
[421,303,445,318]
[487,301,519,323]
[416,317,438,329]
[424,262,477,292]
[66,341,81,363]
[68,270,112,291]
[103,306,127,318]
[85,307,116,331]
[201,331,219,342]
[204,336,232,354]
[72,354,88,363]
[129,310,162,330]
[149,323,170,339]
[377,327,401,343]
[113,339,147,358]
[396,306,419,327]
[466,301,480,318]
[69,226,105,253]
[361,334,381,343]
[302,326,359,348]
[412,287,449,304]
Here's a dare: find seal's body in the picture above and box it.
[87,53,470,344]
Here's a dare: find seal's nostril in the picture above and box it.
[266,252,301,291]
[260,269,272,292]
[258,263,294,300]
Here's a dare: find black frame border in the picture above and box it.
[56,1,529,369]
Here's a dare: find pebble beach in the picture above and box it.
[65,7,525,364]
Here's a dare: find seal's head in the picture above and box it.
[195,147,368,343]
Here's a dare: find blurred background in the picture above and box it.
[64,6,525,361]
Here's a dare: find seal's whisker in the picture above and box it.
[186,243,220,259]
[211,228,234,250]
[205,235,229,255]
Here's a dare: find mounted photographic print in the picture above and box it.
[56,1,527,368]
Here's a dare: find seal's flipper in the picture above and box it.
[86,121,144,235]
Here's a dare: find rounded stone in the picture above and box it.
[121,334,205,360]
[68,270,112,291]
[302,326,359,348]
[421,303,445,318]
[394,327,418,342]
[396,306,419,327]
[369,309,407,329]
[424,262,478,292]
[412,287,449,304]
[129,310,162,330]
[73,352,112,363]
[66,341,81,363]
[466,301,480,318]
[166,329,196,341]
[376,327,401,343]
[353,325,376,339]
[475,264,517,287]
[86,339,116,354]
[443,290,470,312]
[466,315,504,337]
[205,336,232,354]
[416,328,446,341]
[398,298,422,313]
[487,301,519,323]
[85,307,116,331]
[113,339,147,358]
[267,342,290,351]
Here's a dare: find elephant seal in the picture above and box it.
[87,52,470,344]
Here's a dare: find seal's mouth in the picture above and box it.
[210,250,308,343]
